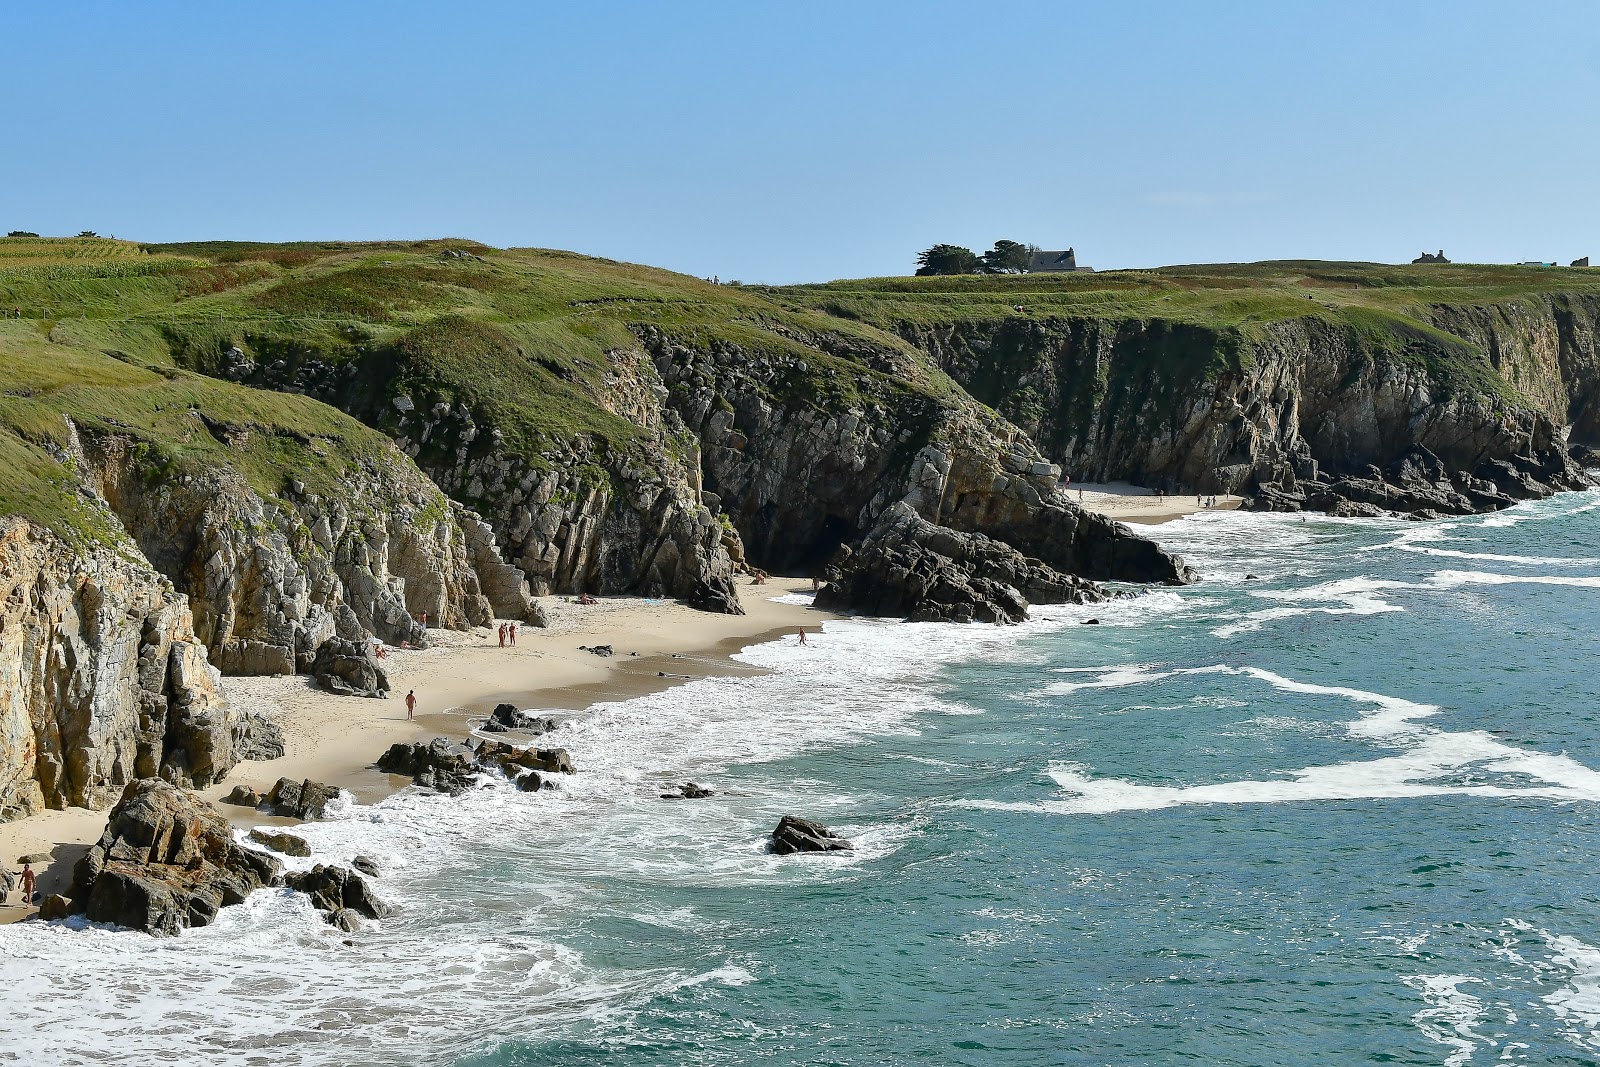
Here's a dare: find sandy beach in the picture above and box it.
[0,575,832,922]
[1069,481,1241,524]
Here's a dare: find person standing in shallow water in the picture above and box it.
[405,690,416,720]
[797,628,808,646]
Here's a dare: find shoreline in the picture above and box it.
[0,575,834,923]
[1069,481,1242,525]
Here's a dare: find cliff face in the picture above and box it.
[640,325,1192,619]
[213,342,742,614]
[69,423,496,675]
[0,519,245,819]
[898,295,1600,511]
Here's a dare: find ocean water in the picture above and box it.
[7,494,1600,1065]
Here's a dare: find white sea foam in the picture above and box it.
[0,602,1112,1064]
[985,663,1600,815]
[1211,577,1409,637]
[1404,974,1489,1067]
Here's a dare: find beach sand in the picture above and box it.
[1069,481,1241,524]
[0,575,832,923]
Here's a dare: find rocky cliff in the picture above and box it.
[0,518,258,819]
[67,421,496,675]
[891,292,1600,515]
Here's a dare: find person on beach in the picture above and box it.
[798,628,808,646]
[405,690,417,720]
[509,622,517,646]
[812,576,819,592]
[19,862,35,906]
[498,623,506,648]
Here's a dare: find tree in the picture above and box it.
[5,230,39,238]
[983,239,1033,274]
[75,230,100,238]
[915,244,981,276]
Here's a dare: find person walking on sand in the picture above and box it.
[498,623,506,648]
[20,861,35,906]
[405,689,417,720]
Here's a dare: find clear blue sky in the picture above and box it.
[6,1,1598,282]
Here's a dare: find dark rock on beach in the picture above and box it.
[483,703,556,734]
[310,638,390,698]
[376,737,574,794]
[66,778,282,935]
[267,777,342,819]
[818,502,1105,624]
[247,828,311,857]
[222,785,263,808]
[768,814,853,855]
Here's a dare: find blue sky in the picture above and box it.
[6,1,1598,282]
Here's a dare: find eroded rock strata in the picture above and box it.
[896,298,1600,516]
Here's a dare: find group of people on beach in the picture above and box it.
[497,622,519,647]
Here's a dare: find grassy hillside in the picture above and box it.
[6,236,1599,546]
[771,260,1600,329]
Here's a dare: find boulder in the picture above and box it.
[309,638,390,698]
[247,829,311,857]
[66,778,283,935]
[222,785,263,808]
[768,815,853,855]
[486,703,556,734]
[233,715,287,762]
[515,770,544,792]
[284,864,389,921]
[661,782,715,800]
[266,777,342,819]
[351,855,381,878]
[376,738,478,794]
[37,894,73,921]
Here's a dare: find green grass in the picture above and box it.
[6,239,1599,546]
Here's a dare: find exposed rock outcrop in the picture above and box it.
[67,779,282,935]
[70,425,495,677]
[819,503,1102,623]
[376,736,575,795]
[0,519,247,820]
[768,815,853,855]
[899,303,1600,518]
[309,638,389,698]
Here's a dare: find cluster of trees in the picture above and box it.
[3,230,102,238]
[915,239,1037,276]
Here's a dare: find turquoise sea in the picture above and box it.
[7,493,1600,1065]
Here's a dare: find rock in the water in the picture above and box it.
[285,864,389,921]
[376,739,478,794]
[222,785,262,808]
[37,894,74,921]
[768,814,853,855]
[309,638,390,698]
[326,907,363,932]
[266,777,342,819]
[486,703,556,734]
[661,782,715,800]
[67,779,282,935]
[351,855,381,878]
[515,770,544,792]
[818,502,1104,624]
[246,829,311,857]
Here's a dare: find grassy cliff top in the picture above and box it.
[6,238,1598,543]
[0,237,958,463]
[771,259,1600,331]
